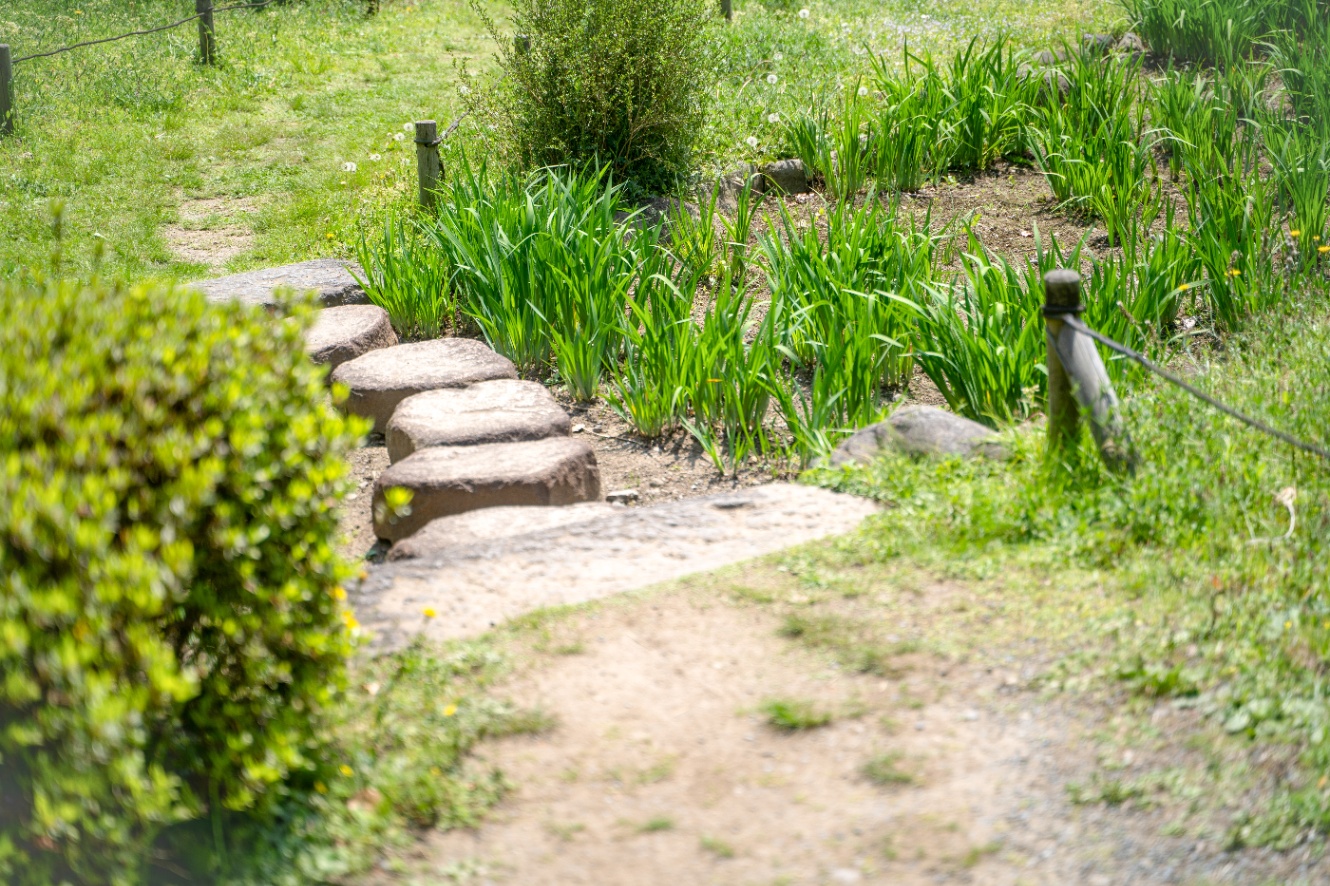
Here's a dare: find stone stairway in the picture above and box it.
[197,261,879,646]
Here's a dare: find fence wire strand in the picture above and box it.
[13,0,281,64]
[1064,315,1330,462]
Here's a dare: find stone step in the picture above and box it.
[331,338,518,434]
[305,304,398,373]
[352,483,878,651]
[194,259,367,309]
[387,502,618,561]
[386,379,571,464]
[372,437,602,542]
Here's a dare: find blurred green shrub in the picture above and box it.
[0,276,365,884]
[472,0,716,193]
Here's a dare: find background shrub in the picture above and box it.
[472,0,716,194]
[0,276,364,884]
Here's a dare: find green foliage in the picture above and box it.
[0,275,364,885]
[1122,0,1277,66]
[862,752,916,786]
[473,0,716,193]
[353,214,454,341]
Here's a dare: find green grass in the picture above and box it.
[861,751,917,786]
[760,697,834,730]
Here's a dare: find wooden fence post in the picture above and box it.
[721,0,733,20]
[0,45,13,136]
[414,120,441,212]
[1043,270,1135,472]
[197,0,216,65]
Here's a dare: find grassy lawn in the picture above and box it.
[0,0,1119,281]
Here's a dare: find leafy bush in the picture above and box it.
[353,215,455,341]
[473,0,716,193]
[0,276,364,884]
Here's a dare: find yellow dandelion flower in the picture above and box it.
[443,704,458,717]
[1319,245,1329,254]
[339,765,353,777]
[1316,235,1323,241]
[1177,282,1189,291]
[1285,621,1292,629]
[342,610,360,630]
[1228,268,1241,277]
[332,587,347,601]
[326,232,335,240]
[423,607,437,619]
[315,781,327,794]
[1290,229,1301,238]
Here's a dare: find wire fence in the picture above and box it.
[0,0,373,134]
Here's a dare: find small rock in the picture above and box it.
[606,489,640,505]
[1031,48,1064,66]
[1115,31,1147,58]
[648,478,664,488]
[572,424,586,433]
[829,405,1007,467]
[1082,32,1115,54]
[830,868,862,884]
[963,709,980,721]
[759,158,810,195]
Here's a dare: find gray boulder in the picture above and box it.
[829,405,1006,467]
[760,159,810,195]
[304,304,398,372]
[194,259,368,309]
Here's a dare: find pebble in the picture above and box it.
[830,869,862,884]
[572,424,585,433]
[648,478,664,488]
[963,709,980,721]
[606,489,640,504]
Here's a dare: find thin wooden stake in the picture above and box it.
[197,0,216,65]
[721,0,733,20]
[0,45,13,136]
[414,120,442,212]
[1043,270,1135,473]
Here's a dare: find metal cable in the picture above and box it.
[13,0,280,64]
[1062,315,1330,462]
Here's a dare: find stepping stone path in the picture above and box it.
[331,339,519,434]
[305,304,398,372]
[193,258,368,309]
[193,261,882,647]
[372,438,602,542]
[353,484,878,651]
[386,379,571,463]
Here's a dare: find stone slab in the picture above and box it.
[760,159,810,195]
[387,502,618,561]
[305,304,398,372]
[372,437,602,542]
[331,339,519,434]
[352,483,878,651]
[385,379,571,463]
[194,259,368,309]
[829,405,1007,467]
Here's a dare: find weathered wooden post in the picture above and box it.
[0,45,13,136]
[196,0,216,65]
[721,0,733,20]
[1043,270,1135,472]
[414,120,442,212]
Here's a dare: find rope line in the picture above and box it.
[12,0,280,64]
[1063,315,1330,462]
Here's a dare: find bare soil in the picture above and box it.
[355,566,1330,886]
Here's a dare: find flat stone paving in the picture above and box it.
[372,437,602,542]
[194,258,368,309]
[353,483,878,651]
[387,502,618,561]
[386,379,571,463]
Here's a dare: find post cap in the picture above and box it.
[1043,269,1081,308]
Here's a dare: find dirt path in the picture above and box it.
[356,560,1330,886]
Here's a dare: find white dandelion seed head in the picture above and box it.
[767,73,778,84]
[459,85,472,95]
[773,51,784,61]
[403,122,414,132]
[858,85,869,96]
[798,8,810,18]
[342,162,357,172]
[859,133,869,143]
[393,132,405,141]
[745,135,759,148]
[369,153,382,161]
[767,112,780,123]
